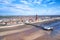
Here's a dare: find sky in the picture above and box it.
[0,0,60,16]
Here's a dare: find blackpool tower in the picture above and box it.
[35,14,38,21]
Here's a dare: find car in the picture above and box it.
[41,25,53,30]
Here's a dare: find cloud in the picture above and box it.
[49,2,56,4]
[14,4,33,11]
[0,0,35,15]
[42,0,56,7]
[0,0,10,4]
[33,0,42,4]
[0,0,60,15]
[20,0,28,4]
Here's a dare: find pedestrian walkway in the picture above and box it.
[0,23,24,29]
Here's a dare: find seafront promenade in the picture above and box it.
[0,18,57,29]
